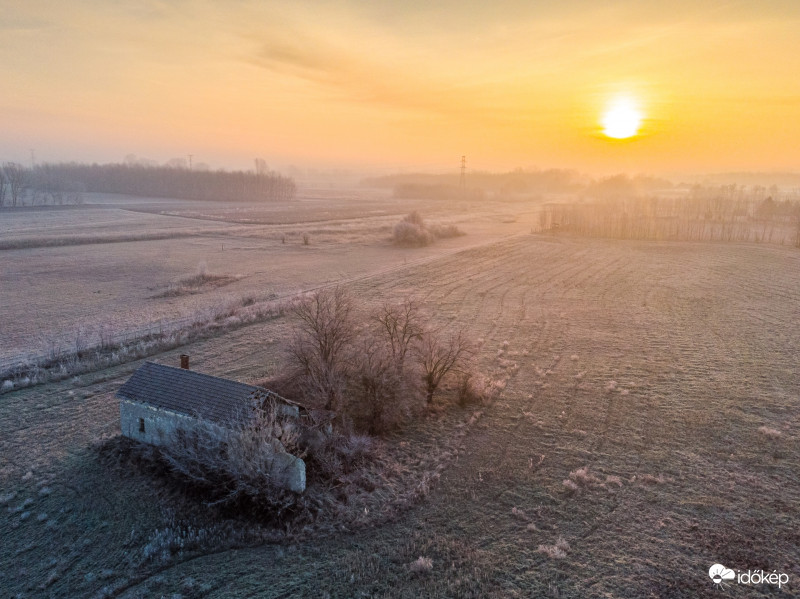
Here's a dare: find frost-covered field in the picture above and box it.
[1,228,798,598]
[0,191,535,365]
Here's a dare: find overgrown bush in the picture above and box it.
[157,402,306,515]
[392,212,464,247]
[428,223,465,239]
[457,372,495,407]
[393,220,434,247]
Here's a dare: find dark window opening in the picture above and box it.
[139,418,145,433]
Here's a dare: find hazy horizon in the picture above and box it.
[3,1,800,177]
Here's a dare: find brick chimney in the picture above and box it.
[180,354,190,370]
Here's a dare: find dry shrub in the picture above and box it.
[404,211,424,227]
[138,510,261,567]
[157,402,307,516]
[393,220,433,247]
[758,425,782,439]
[563,466,606,494]
[409,556,433,574]
[304,431,377,482]
[457,373,498,407]
[538,538,570,559]
[562,479,580,493]
[569,466,602,486]
[511,506,528,521]
[392,212,464,247]
[428,223,465,239]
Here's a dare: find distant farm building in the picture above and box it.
[116,357,306,492]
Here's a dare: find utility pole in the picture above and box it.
[29,149,35,168]
[188,154,193,170]
[460,155,466,193]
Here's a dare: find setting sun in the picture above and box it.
[601,96,642,139]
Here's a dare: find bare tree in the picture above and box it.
[0,167,6,207]
[289,287,356,412]
[351,336,397,433]
[375,298,423,370]
[414,329,473,404]
[3,163,26,207]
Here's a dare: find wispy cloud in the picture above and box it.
[246,32,489,119]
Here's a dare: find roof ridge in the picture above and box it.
[135,361,300,407]
[143,361,262,390]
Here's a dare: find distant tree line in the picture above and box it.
[363,168,590,195]
[0,161,297,207]
[539,193,800,247]
[363,170,681,201]
[392,183,486,201]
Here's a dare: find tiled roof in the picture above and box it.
[116,362,287,424]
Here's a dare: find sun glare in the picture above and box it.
[601,96,642,139]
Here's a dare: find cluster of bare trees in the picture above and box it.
[0,161,296,207]
[0,163,28,207]
[287,288,478,434]
[539,194,800,246]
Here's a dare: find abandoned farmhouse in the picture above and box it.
[116,357,306,492]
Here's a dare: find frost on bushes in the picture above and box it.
[428,223,464,239]
[0,295,292,394]
[393,220,434,247]
[157,402,307,512]
[392,212,464,247]
[457,373,499,407]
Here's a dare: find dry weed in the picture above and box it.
[409,556,433,574]
[511,507,528,521]
[538,537,570,559]
[758,426,782,439]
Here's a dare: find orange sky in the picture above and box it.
[2,1,800,176]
